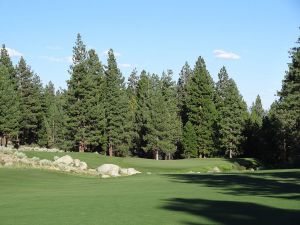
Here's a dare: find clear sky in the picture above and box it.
[0,0,299,109]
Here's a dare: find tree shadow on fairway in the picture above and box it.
[165,171,300,199]
[162,198,300,225]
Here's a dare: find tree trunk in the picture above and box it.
[229,149,232,158]
[79,141,85,152]
[4,135,8,147]
[283,137,287,163]
[108,143,113,157]
[154,149,159,160]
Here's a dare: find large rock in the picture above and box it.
[79,161,88,170]
[120,168,141,175]
[97,164,120,177]
[55,155,73,165]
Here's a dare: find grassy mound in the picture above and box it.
[22,151,261,173]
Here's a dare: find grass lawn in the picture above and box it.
[0,166,299,225]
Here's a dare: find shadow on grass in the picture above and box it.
[162,198,300,225]
[165,170,300,199]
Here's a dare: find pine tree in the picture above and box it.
[186,57,217,157]
[17,57,43,145]
[269,35,300,163]
[142,72,180,160]
[182,121,198,158]
[160,70,181,159]
[0,45,17,88]
[250,95,264,127]
[126,69,139,154]
[85,49,106,152]
[177,62,192,125]
[65,33,89,151]
[104,49,129,156]
[0,65,20,146]
[215,66,248,158]
[135,70,152,156]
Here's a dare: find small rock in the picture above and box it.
[101,174,110,178]
[212,166,221,173]
[146,172,152,175]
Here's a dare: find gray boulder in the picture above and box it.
[55,155,74,165]
[97,164,120,177]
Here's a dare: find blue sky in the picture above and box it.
[0,0,299,109]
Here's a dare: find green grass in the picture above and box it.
[22,151,260,173]
[0,168,299,225]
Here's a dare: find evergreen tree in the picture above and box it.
[269,35,300,163]
[85,49,106,152]
[65,33,89,151]
[54,89,69,150]
[38,81,63,148]
[177,62,192,125]
[182,121,197,158]
[142,72,180,160]
[135,70,152,156]
[126,69,139,154]
[244,95,264,157]
[104,49,129,156]
[17,57,43,145]
[0,65,20,146]
[186,57,217,157]
[0,44,17,87]
[215,66,248,158]
[160,70,181,159]
[250,95,264,127]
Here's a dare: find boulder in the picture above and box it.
[97,164,120,177]
[78,161,88,170]
[212,166,221,173]
[55,155,73,165]
[120,168,141,175]
[74,159,81,167]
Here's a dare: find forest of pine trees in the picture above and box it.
[0,34,299,165]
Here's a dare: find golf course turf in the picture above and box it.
[0,153,299,225]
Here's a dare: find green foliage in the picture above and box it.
[244,95,264,158]
[215,66,248,158]
[182,121,198,158]
[143,71,180,159]
[186,57,217,157]
[0,66,20,141]
[17,57,43,145]
[104,49,129,156]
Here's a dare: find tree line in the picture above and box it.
[0,33,299,164]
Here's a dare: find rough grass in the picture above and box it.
[0,168,299,225]
[22,151,260,173]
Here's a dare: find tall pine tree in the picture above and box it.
[186,57,217,157]
[17,57,43,145]
[215,66,248,158]
[104,49,129,156]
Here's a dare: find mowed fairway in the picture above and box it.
[0,166,299,225]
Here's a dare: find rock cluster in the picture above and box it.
[0,147,141,178]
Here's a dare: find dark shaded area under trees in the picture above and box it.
[0,32,299,165]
